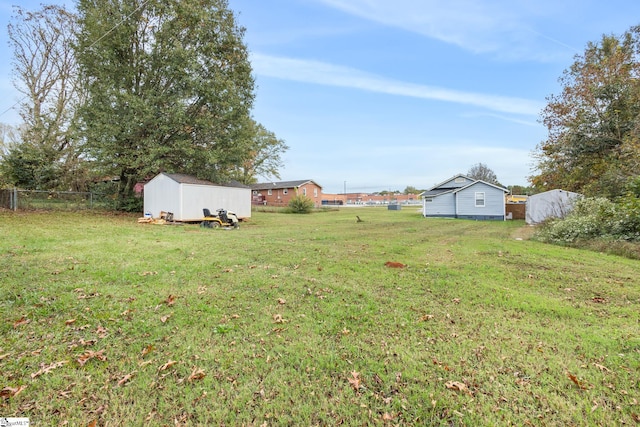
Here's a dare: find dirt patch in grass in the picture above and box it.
[510,223,536,240]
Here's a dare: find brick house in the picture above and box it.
[250,180,323,207]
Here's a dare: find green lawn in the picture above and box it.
[1,208,638,425]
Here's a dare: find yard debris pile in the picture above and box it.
[137,211,175,225]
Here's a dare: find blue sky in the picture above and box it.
[2,1,640,193]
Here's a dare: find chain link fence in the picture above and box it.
[0,188,120,211]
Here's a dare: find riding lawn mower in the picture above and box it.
[201,208,239,229]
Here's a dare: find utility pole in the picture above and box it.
[344,181,347,205]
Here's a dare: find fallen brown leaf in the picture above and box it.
[593,363,611,372]
[77,349,107,366]
[13,316,30,328]
[141,344,154,357]
[382,412,394,421]
[348,371,361,391]
[188,367,206,382]
[445,381,468,393]
[159,360,177,371]
[96,325,108,338]
[139,271,158,276]
[31,360,67,379]
[1,385,27,400]
[384,261,406,268]
[568,372,588,390]
[160,314,171,323]
[165,294,176,306]
[117,371,137,386]
[65,318,76,326]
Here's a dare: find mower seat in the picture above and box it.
[203,208,213,217]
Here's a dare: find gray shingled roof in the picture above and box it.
[250,180,321,191]
[162,173,250,188]
[165,173,216,186]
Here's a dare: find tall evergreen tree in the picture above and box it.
[75,0,255,207]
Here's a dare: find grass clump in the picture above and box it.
[287,194,314,213]
[0,209,638,425]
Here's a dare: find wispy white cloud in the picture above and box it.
[315,0,574,60]
[460,112,540,127]
[251,53,544,116]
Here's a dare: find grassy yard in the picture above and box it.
[0,208,638,426]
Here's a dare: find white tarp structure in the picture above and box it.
[143,173,251,221]
[525,189,581,224]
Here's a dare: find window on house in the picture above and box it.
[252,190,258,195]
[314,188,318,197]
[267,189,272,196]
[283,189,288,195]
[475,192,485,207]
[302,188,307,196]
[455,177,466,183]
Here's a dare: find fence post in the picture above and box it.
[12,188,17,211]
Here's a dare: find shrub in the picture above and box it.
[536,196,640,243]
[288,195,314,213]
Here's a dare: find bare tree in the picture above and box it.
[0,123,20,158]
[7,5,86,190]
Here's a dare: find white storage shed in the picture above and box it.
[143,173,251,221]
[525,189,581,224]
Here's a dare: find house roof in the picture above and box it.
[421,188,455,197]
[420,174,474,197]
[528,189,582,199]
[420,175,508,198]
[454,180,509,194]
[164,173,216,186]
[429,173,474,191]
[159,173,250,188]
[250,179,322,191]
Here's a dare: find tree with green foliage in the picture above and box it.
[507,184,535,195]
[75,0,255,209]
[231,118,288,185]
[403,186,421,195]
[532,27,640,198]
[467,162,501,186]
[6,5,86,191]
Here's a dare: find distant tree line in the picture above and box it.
[0,0,287,210]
